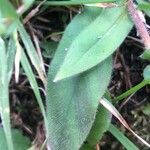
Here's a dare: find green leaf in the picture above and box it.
[20,49,48,135]
[85,105,111,146]
[81,92,112,148]
[39,0,117,5]
[12,30,48,147]
[46,7,112,150]
[0,0,18,35]
[40,41,58,58]
[0,128,31,150]
[0,37,14,150]
[141,104,150,116]
[140,49,150,60]
[0,0,17,19]
[80,143,95,150]
[7,36,16,82]
[138,4,150,11]
[108,124,139,150]
[22,0,35,10]
[143,65,150,81]
[54,6,133,81]
[137,0,150,17]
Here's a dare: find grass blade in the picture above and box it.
[13,30,48,141]
[108,124,139,150]
[19,43,48,137]
[37,0,116,6]
[17,21,46,85]
[7,36,16,82]
[0,37,14,150]
[0,128,31,150]
[100,98,150,148]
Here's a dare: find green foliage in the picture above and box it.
[141,104,150,116]
[22,0,35,10]
[143,65,150,81]
[0,1,46,149]
[0,37,14,150]
[0,0,18,35]
[41,0,117,5]
[40,41,58,58]
[83,105,111,147]
[108,124,139,150]
[46,7,112,150]
[19,42,48,135]
[137,0,150,17]
[7,37,16,82]
[54,6,133,81]
[0,128,31,150]
[140,49,150,60]
[115,80,148,101]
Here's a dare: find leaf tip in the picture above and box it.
[53,76,60,82]
[53,71,66,82]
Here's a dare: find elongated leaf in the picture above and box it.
[0,38,14,150]
[0,0,17,17]
[11,27,48,149]
[80,93,111,148]
[19,45,48,135]
[54,6,133,81]
[100,98,150,148]
[85,105,111,146]
[23,0,35,10]
[143,65,150,82]
[46,7,112,150]
[0,128,31,150]
[137,0,150,17]
[7,36,16,82]
[80,104,111,149]
[138,4,150,11]
[0,0,18,35]
[39,0,116,5]
[13,29,48,137]
[17,21,46,85]
[108,124,139,150]
[80,143,95,150]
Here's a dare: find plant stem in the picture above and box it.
[115,80,148,101]
[127,0,150,49]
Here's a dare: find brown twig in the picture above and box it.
[127,0,150,49]
[23,0,46,24]
[96,144,100,150]
[119,52,132,89]
[28,23,46,76]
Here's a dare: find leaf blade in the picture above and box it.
[54,6,133,81]
[46,7,112,150]
[108,124,139,150]
[20,46,48,135]
[0,37,14,150]
[0,128,31,150]
[85,105,111,146]
[37,0,117,6]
